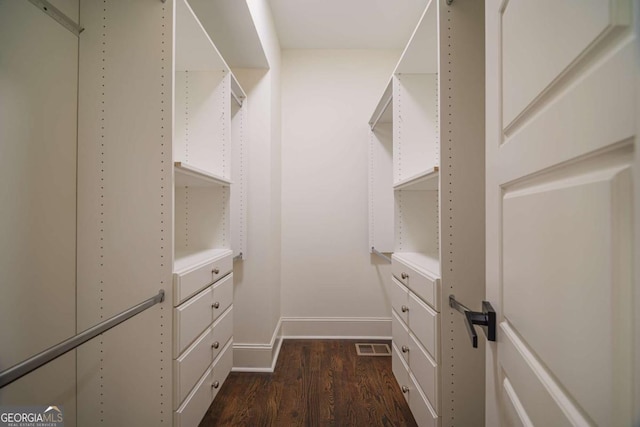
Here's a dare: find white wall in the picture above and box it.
[231,0,282,370]
[280,49,399,337]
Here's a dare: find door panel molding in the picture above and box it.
[502,0,632,131]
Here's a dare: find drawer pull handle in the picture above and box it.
[211,341,219,349]
[401,386,409,393]
[212,302,220,309]
[401,272,409,280]
[212,381,220,389]
[212,268,220,275]
[401,305,409,313]
[401,345,409,353]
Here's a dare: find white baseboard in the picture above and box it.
[281,316,391,339]
[232,317,392,372]
[232,319,283,373]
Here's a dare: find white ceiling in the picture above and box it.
[268,0,429,49]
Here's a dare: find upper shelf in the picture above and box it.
[369,78,393,130]
[394,0,437,74]
[394,167,439,190]
[174,162,232,187]
[175,0,230,72]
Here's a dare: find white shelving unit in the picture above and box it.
[368,0,485,425]
[76,0,248,424]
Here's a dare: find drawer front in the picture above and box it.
[392,258,440,311]
[174,325,214,409]
[408,292,439,362]
[174,286,213,357]
[409,370,439,427]
[174,363,213,427]
[409,332,439,415]
[392,310,410,365]
[212,273,233,321]
[391,342,410,403]
[392,258,410,287]
[211,339,234,400]
[173,252,233,306]
[390,277,410,324]
[211,306,233,361]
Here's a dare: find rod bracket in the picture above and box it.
[449,295,496,348]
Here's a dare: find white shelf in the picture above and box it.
[392,252,440,279]
[394,167,439,190]
[175,0,229,72]
[174,162,232,187]
[174,248,232,274]
[394,0,437,74]
[369,78,393,129]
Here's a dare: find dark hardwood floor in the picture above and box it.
[199,339,418,427]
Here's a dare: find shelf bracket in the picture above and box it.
[446,0,454,5]
[449,295,496,348]
[233,252,243,262]
[27,0,84,37]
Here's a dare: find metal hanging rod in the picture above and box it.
[449,295,496,348]
[371,247,392,263]
[233,252,243,261]
[27,0,84,37]
[0,290,165,389]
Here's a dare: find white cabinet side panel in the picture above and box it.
[0,2,77,423]
[369,124,394,253]
[77,0,173,425]
[438,0,486,426]
[231,102,247,258]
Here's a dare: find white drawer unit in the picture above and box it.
[408,292,439,362]
[174,285,214,357]
[392,310,410,365]
[212,273,233,321]
[210,306,233,362]
[393,342,439,427]
[173,272,235,425]
[173,249,233,306]
[390,276,410,324]
[392,255,440,311]
[174,325,215,409]
[409,332,439,413]
[409,370,439,427]
[174,363,214,427]
[210,338,234,400]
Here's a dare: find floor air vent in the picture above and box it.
[355,343,391,356]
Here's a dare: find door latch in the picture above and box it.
[449,295,496,348]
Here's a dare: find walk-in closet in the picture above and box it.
[1,0,638,426]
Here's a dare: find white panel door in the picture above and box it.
[486,1,638,426]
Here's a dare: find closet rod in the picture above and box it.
[0,290,165,389]
[231,90,243,108]
[369,95,392,131]
[372,247,392,263]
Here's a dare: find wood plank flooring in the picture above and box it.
[199,339,418,427]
